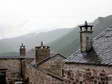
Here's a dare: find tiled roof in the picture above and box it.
[65,27,112,65]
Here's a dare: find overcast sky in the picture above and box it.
[0,0,112,38]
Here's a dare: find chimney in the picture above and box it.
[19,43,26,80]
[35,42,50,64]
[20,43,26,56]
[79,21,93,52]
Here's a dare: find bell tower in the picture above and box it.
[79,21,93,52]
[20,43,26,56]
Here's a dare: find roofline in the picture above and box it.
[65,62,112,67]
[30,65,64,81]
[47,72,64,81]
[37,53,66,66]
[0,56,34,60]
[56,53,67,59]
[0,58,34,59]
[79,25,93,28]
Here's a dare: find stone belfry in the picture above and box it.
[20,43,26,56]
[35,41,50,63]
[79,21,93,52]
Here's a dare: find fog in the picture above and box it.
[0,0,111,38]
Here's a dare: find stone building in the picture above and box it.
[0,41,66,84]
[0,43,34,84]
[64,21,112,84]
[1,21,112,84]
[24,21,112,84]
[25,42,66,84]
[0,40,67,84]
[25,57,65,84]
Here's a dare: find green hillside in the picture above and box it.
[0,28,71,56]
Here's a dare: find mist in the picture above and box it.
[0,0,111,39]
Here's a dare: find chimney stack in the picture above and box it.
[79,21,93,52]
[35,42,50,64]
[20,43,26,56]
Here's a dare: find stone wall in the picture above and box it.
[0,59,21,83]
[25,64,64,84]
[63,63,112,84]
[64,63,112,72]
[39,55,65,76]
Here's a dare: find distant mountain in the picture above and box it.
[0,28,71,56]
[1,15,112,57]
[49,15,112,57]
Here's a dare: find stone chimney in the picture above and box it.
[79,21,93,52]
[35,41,50,64]
[19,43,26,80]
[20,43,26,56]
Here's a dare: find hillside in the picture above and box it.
[0,28,71,56]
[1,15,112,57]
[49,15,112,57]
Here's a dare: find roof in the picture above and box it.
[39,67,64,81]
[65,27,112,65]
[28,63,64,81]
[36,53,66,66]
[30,65,64,81]
[0,56,34,59]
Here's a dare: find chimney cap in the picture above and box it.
[20,43,25,48]
[79,21,93,28]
